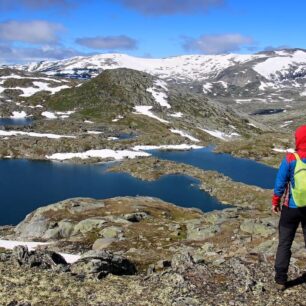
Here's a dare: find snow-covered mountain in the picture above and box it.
[10,48,306,87]
[4,48,306,132]
[8,49,306,111]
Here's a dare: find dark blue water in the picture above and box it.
[0,159,223,225]
[118,133,136,140]
[148,147,278,189]
[0,118,32,126]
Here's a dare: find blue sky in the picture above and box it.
[0,0,305,63]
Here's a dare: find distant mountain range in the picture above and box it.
[7,48,306,96]
[2,48,306,132]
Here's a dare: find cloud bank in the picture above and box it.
[0,20,64,44]
[182,33,254,54]
[113,0,225,15]
[0,44,88,64]
[76,35,137,50]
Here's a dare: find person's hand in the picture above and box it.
[272,205,281,214]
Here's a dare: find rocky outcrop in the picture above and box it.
[70,250,136,279]
[2,195,306,305]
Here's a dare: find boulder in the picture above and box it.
[92,238,116,250]
[186,224,220,241]
[240,219,276,237]
[43,220,75,240]
[12,245,67,270]
[15,216,49,239]
[73,218,106,235]
[171,251,195,273]
[70,250,136,278]
[123,212,149,222]
[100,226,122,239]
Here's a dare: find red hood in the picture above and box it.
[295,125,306,151]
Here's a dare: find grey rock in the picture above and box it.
[240,219,276,237]
[186,224,220,241]
[15,216,49,239]
[123,211,150,222]
[12,245,67,270]
[171,251,195,273]
[92,238,116,250]
[43,220,75,240]
[100,226,122,239]
[71,249,136,278]
[73,218,106,235]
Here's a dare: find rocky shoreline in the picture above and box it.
[1,157,306,304]
[1,195,306,305]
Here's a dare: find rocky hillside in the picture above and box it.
[0,178,305,305]
[0,67,78,118]
[45,68,262,139]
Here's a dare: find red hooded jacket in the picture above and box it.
[272,125,306,207]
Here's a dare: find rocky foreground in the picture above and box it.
[1,178,306,305]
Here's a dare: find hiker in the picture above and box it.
[272,125,306,290]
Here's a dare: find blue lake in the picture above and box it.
[0,147,279,226]
[0,118,32,126]
[149,147,278,189]
[0,159,223,225]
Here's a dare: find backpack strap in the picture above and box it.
[293,152,301,161]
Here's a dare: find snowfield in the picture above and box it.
[0,239,80,264]
[0,130,75,139]
[199,128,240,140]
[146,80,170,108]
[133,106,169,123]
[10,111,27,119]
[46,149,151,161]
[170,129,200,142]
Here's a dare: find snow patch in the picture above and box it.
[112,115,124,122]
[146,80,170,108]
[133,106,169,124]
[200,128,240,140]
[170,129,200,142]
[42,111,57,119]
[87,131,103,135]
[273,148,295,153]
[203,83,213,94]
[46,149,150,161]
[0,239,80,264]
[0,130,75,139]
[10,111,27,119]
[169,112,183,118]
[17,82,70,97]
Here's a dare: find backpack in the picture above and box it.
[291,153,306,207]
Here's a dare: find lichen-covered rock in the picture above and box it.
[186,223,220,241]
[12,245,67,270]
[100,226,123,238]
[171,251,195,273]
[43,220,75,239]
[123,211,150,222]
[240,219,276,237]
[92,238,117,250]
[70,250,136,278]
[72,218,106,235]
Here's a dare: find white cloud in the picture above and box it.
[0,20,64,44]
[75,35,138,50]
[0,44,89,64]
[183,33,254,54]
